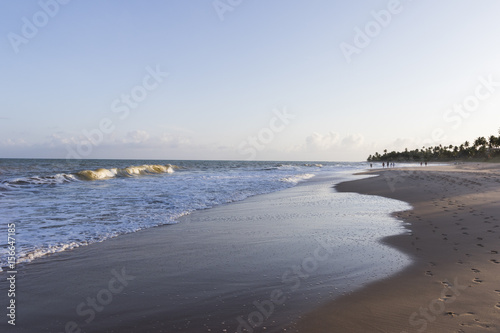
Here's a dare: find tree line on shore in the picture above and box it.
[368,130,500,162]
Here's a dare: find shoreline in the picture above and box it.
[294,163,500,332]
[0,171,411,332]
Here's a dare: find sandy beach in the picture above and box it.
[1,163,499,332]
[295,163,500,332]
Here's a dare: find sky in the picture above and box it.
[1,0,500,161]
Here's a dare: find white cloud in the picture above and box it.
[305,132,340,151]
[124,130,150,144]
[300,132,365,151]
[0,138,28,147]
[341,133,364,148]
[158,133,192,147]
[1,129,371,161]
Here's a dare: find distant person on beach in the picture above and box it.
[425,161,428,166]
[382,162,385,168]
[420,162,423,166]
[370,163,373,168]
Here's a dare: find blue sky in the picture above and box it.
[1,0,500,161]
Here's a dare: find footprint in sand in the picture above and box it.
[471,268,481,273]
[425,271,433,276]
[490,259,500,264]
[477,244,484,247]
[473,278,483,284]
[445,311,458,317]
[496,303,500,310]
[439,294,455,302]
[491,250,498,254]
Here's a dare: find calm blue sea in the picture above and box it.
[0,159,371,270]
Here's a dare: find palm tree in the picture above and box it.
[474,137,487,148]
[489,135,497,148]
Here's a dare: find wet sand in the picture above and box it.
[294,163,500,332]
[0,173,410,333]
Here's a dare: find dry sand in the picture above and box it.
[294,163,500,333]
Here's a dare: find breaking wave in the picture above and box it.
[0,164,178,188]
[76,164,176,180]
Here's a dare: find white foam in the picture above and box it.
[0,161,366,269]
[280,173,315,184]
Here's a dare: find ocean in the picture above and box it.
[0,159,377,271]
[0,159,424,332]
